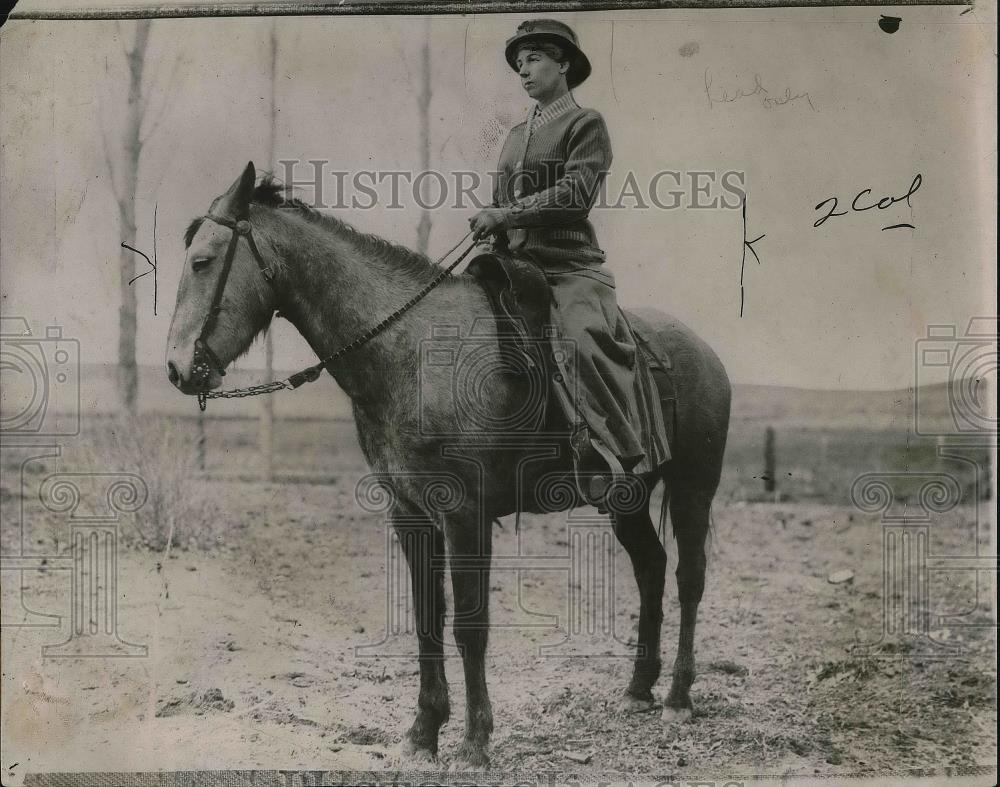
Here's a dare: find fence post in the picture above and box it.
[260,334,275,482]
[764,426,776,498]
[196,409,206,472]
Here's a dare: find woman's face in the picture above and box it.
[515,46,568,101]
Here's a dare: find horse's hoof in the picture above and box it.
[398,739,437,764]
[661,705,693,724]
[448,759,489,772]
[619,693,658,714]
[448,743,490,771]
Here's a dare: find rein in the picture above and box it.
[191,211,475,412]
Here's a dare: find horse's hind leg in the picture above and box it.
[662,482,712,722]
[610,481,667,711]
[393,513,450,760]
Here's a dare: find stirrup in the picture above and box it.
[571,431,626,509]
[588,474,613,513]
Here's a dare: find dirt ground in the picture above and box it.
[2,454,995,783]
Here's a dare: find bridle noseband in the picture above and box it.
[190,211,276,391]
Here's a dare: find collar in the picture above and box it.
[527,92,579,134]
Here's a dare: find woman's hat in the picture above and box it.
[504,19,592,89]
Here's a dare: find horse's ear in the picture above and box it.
[216,161,257,219]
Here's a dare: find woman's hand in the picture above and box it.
[469,208,508,242]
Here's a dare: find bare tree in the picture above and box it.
[259,22,279,482]
[102,20,183,413]
[415,18,432,255]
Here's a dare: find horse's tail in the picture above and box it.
[657,460,720,571]
[706,499,717,565]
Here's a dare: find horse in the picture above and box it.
[166,161,731,769]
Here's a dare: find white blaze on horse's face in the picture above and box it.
[165,218,273,394]
[165,221,231,392]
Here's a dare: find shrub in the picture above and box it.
[72,413,224,551]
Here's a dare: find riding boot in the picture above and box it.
[570,425,642,511]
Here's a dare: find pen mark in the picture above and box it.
[814,174,921,230]
[882,223,915,231]
[740,194,765,318]
[705,68,815,111]
[122,204,158,315]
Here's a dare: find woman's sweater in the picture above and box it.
[491,92,612,266]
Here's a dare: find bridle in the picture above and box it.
[188,209,476,411]
[190,211,276,396]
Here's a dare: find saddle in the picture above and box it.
[464,251,676,454]
[465,250,553,377]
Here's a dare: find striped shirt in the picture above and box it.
[492,92,613,264]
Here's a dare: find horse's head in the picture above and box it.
[166,162,279,394]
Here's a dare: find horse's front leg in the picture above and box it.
[393,514,450,761]
[445,514,494,770]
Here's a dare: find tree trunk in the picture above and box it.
[415,18,432,255]
[117,20,150,415]
[259,22,278,482]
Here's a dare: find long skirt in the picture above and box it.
[536,258,670,476]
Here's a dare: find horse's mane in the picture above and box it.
[185,173,441,283]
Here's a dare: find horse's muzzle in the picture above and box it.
[166,355,223,395]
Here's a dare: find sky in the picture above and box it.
[0,6,996,390]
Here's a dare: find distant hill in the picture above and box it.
[2,363,973,432]
[729,381,960,430]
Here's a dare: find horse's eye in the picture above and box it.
[192,256,213,272]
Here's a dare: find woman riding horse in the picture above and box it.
[165,21,728,766]
[469,19,663,505]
